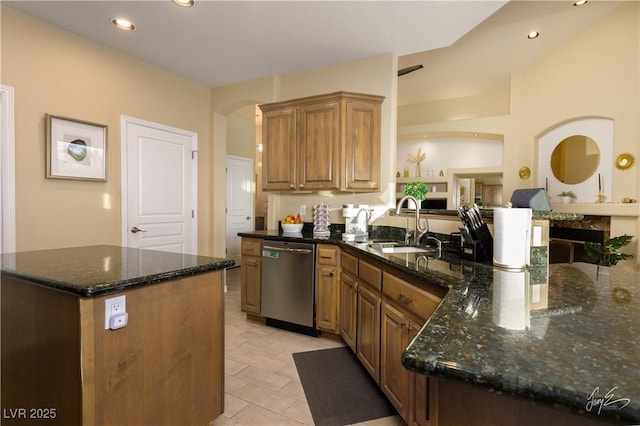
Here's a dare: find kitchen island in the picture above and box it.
[239,226,639,425]
[1,245,234,426]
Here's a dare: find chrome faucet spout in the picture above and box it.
[352,207,369,236]
[395,195,429,246]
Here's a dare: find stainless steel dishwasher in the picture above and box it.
[261,240,317,336]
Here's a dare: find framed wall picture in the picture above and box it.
[46,114,107,181]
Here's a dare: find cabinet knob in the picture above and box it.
[398,293,413,305]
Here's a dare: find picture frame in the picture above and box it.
[46,114,107,181]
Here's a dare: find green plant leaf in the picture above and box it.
[404,182,428,200]
[584,234,634,266]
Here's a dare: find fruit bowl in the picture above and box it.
[281,223,303,233]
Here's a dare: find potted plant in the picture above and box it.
[404,181,428,201]
[584,234,634,279]
[558,190,577,203]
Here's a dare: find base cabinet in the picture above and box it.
[316,245,341,333]
[381,303,422,421]
[339,250,358,352]
[428,378,611,426]
[1,272,224,426]
[357,283,381,383]
[381,270,444,425]
[240,238,262,314]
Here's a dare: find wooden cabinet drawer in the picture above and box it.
[360,259,382,292]
[341,251,358,276]
[241,238,262,256]
[383,272,441,321]
[317,245,339,266]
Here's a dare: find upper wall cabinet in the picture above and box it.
[260,91,384,192]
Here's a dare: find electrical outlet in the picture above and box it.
[300,204,307,215]
[105,295,127,330]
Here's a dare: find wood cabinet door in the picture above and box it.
[316,264,339,333]
[298,101,340,191]
[339,271,358,352]
[412,373,429,426]
[343,99,380,191]
[240,255,261,314]
[357,283,381,384]
[482,185,493,205]
[381,302,412,421]
[492,184,503,206]
[262,107,297,191]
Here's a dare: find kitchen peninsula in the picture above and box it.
[1,245,234,426]
[239,225,639,425]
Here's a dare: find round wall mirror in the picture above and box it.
[550,135,600,184]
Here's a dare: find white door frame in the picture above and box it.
[120,115,198,253]
[1,85,16,254]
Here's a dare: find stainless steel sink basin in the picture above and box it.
[368,242,431,254]
[379,246,432,254]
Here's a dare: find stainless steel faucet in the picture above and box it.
[352,207,370,237]
[395,195,429,246]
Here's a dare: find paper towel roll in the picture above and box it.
[492,268,530,330]
[493,207,532,269]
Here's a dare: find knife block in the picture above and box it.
[463,223,493,261]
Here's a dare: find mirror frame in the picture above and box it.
[615,153,635,171]
[550,134,600,184]
[537,117,613,203]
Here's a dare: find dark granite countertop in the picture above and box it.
[0,245,235,297]
[239,227,639,424]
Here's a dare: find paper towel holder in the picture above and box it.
[510,189,552,212]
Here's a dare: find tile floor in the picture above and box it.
[214,266,403,426]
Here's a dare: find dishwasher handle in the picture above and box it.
[262,245,313,255]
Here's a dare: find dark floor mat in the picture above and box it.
[293,346,397,426]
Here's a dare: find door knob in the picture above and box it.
[131,226,147,233]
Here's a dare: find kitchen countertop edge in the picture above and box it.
[1,245,235,297]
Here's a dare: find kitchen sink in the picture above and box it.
[368,241,432,254]
[379,246,432,254]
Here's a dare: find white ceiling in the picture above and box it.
[4,1,624,106]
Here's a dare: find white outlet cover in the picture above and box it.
[105,295,127,329]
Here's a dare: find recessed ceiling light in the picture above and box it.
[173,0,195,7]
[111,18,135,31]
[573,0,587,6]
[527,31,540,40]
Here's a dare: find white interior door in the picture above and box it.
[122,116,197,254]
[226,155,254,265]
[1,85,16,254]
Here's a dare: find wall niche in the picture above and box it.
[537,117,613,203]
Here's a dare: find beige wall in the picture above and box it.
[519,2,639,201]
[2,7,214,254]
[227,105,257,159]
